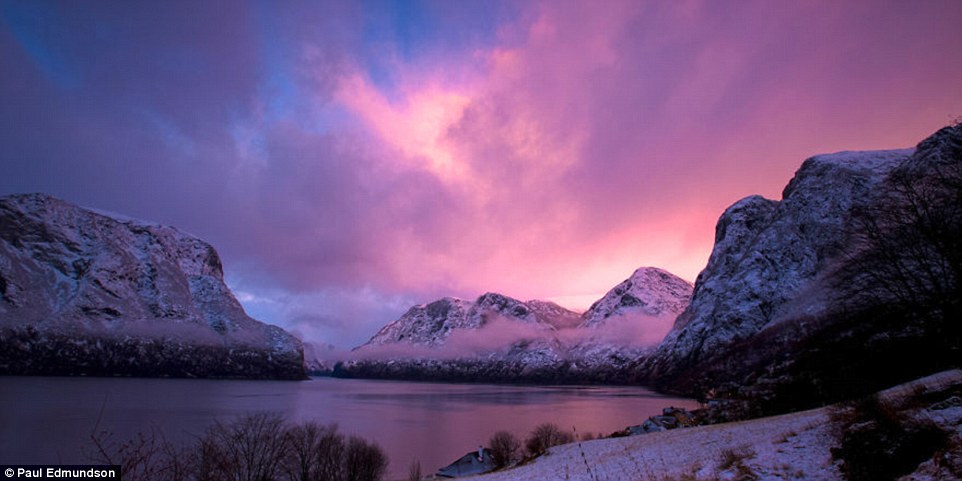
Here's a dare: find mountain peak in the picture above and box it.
[580,266,692,328]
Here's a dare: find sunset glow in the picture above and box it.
[2,0,961,347]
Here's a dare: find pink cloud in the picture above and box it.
[326,0,962,316]
[4,1,961,346]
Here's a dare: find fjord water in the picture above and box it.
[0,376,699,478]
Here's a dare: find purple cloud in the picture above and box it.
[2,1,961,347]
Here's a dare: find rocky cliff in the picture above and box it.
[644,148,911,376]
[640,124,962,411]
[0,193,305,379]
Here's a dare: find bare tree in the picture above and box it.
[283,422,345,481]
[344,435,388,481]
[488,431,520,469]
[407,459,422,481]
[313,424,347,481]
[87,414,389,481]
[196,412,290,481]
[839,123,962,345]
[87,425,187,481]
[524,423,574,457]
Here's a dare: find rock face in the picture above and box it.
[362,297,476,348]
[642,148,912,381]
[641,124,962,411]
[581,267,692,328]
[339,268,692,383]
[0,193,305,379]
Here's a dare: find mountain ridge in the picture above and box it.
[336,267,693,383]
[0,193,306,379]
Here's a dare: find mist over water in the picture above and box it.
[0,376,699,478]
[350,312,680,362]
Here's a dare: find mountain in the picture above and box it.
[0,193,305,379]
[580,267,692,328]
[639,124,962,413]
[526,299,584,330]
[358,293,555,350]
[643,147,912,377]
[361,297,476,349]
[338,268,692,383]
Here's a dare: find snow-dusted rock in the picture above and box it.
[581,267,692,329]
[526,299,583,330]
[361,297,474,348]
[643,147,912,382]
[562,267,692,375]
[0,193,305,379]
[643,124,962,401]
[358,293,556,350]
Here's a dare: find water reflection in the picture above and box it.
[0,376,698,478]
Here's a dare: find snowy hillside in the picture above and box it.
[0,193,305,379]
[473,370,962,481]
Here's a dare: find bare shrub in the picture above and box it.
[284,422,344,481]
[196,412,290,481]
[524,423,575,457]
[87,425,187,481]
[488,430,521,469]
[837,124,962,348]
[717,446,757,480]
[831,395,948,481]
[88,414,388,481]
[407,459,422,481]
[344,435,388,481]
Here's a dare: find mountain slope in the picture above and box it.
[0,193,305,379]
[639,124,962,410]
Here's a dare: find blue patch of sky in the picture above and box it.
[140,108,196,158]
[227,107,273,169]
[359,0,515,103]
[248,0,352,138]
[252,0,299,124]
[0,1,79,89]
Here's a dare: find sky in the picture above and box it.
[2,0,961,348]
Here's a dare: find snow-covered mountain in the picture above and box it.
[359,293,557,350]
[340,267,692,383]
[640,124,962,409]
[361,297,475,348]
[0,193,305,379]
[644,147,912,379]
[526,299,584,330]
[580,267,692,328]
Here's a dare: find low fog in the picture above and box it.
[340,311,679,362]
